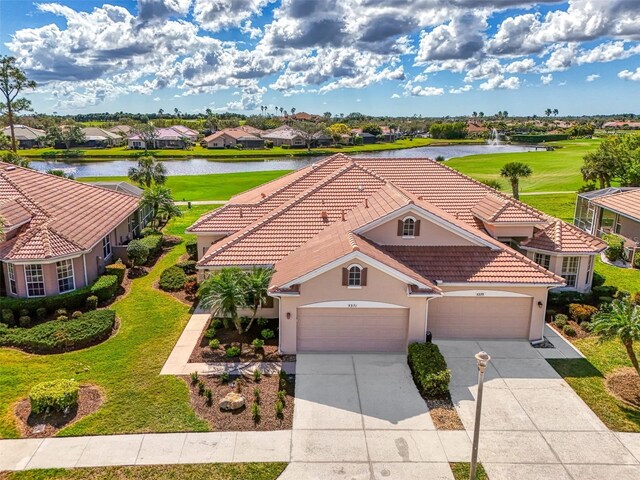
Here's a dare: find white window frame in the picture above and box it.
[102,235,112,259]
[402,216,416,238]
[56,259,76,293]
[534,252,551,270]
[24,264,46,297]
[7,263,17,295]
[347,264,362,288]
[561,256,580,289]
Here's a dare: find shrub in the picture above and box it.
[634,252,640,269]
[1,309,15,327]
[36,308,47,320]
[253,369,262,382]
[210,318,223,330]
[599,296,614,305]
[159,265,188,292]
[19,316,31,327]
[1,287,91,317]
[204,328,217,339]
[407,343,451,396]
[190,371,199,384]
[554,314,568,329]
[105,260,126,285]
[197,380,205,395]
[633,292,640,305]
[30,379,80,414]
[592,285,618,299]
[20,309,29,317]
[209,339,220,349]
[140,233,163,257]
[56,315,68,322]
[85,295,98,311]
[568,303,598,323]
[176,260,197,275]
[0,310,116,354]
[253,387,260,403]
[91,275,119,302]
[127,240,149,267]
[221,372,230,383]
[251,402,261,422]
[548,291,589,309]
[563,325,577,336]
[185,239,197,260]
[275,399,284,418]
[251,338,265,350]
[261,329,275,340]
[277,389,286,404]
[140,227,156,237]
[55,308,67,317]
[603,233,625,262]
[257,317,269,327]
[204,388,213,406]
[184,278,198,295]
[72,311,82,319]
[226,346,241,358]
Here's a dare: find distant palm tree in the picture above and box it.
[174,107,180,117]
[128,155,167,188]
[591,299,640,376]
[158,108,164,118]
[198,268,247,334]
[500,162,533,199]
[291,107,296,116]
[472,111,478,119]
[478,112,484,118]
[279,107,284,116]
[545,108,552,117]
[141,184,181,228]
[553,108,559,117]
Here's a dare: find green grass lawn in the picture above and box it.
[520,193,577,222]
[446,139,600,193]
[594,256,640,294]
[79,170,293,202]
[450,463,489,480]
[0,206,220,439]
[20,138,477,159]
[0,463,287,480]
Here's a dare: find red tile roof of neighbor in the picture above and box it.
[591,188,640,221]
[520,220,607,254]
[192,154,595,286]
[0,162,140,260]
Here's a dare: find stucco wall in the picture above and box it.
[364,212,475,246]
[525,251,593,293]
[197,234,227,261]
[277,259,429,354]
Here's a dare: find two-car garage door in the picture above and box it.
[427,296,533,339]
[297,307,409,353]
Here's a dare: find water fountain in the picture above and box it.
[487,128,501,146]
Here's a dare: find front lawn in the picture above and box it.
[0,207,220,438]
[446,139,600,193]
[79,170,293,202]
[594,256,640,294]
[0,463,287,480]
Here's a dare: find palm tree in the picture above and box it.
[140,184,180,228]
[291,107,296,116]
[158,108,164,118]
[545,108,552,117]
[472,111,478,119]
[128,156,167,188]
[243,267,273,332]
[198,268,248,334]
[279,107,284,116]
[500,162,533,199]
[553,108,559,117]
[174,107,180,118]
[478,112,484,118]
[591,299,640,376]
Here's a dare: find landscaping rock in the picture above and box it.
[219,392,245,411]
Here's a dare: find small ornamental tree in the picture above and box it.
[127,239,149,268]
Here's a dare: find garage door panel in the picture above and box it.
[428,297,532,339]
[297,307,408,352]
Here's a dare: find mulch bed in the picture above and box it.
[606,367,640,408]
[15,385,103,438]
[550,320,591,340]
[425,394,465,430]
[189,319,283,363]
[184,372,294,431]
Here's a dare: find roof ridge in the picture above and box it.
[0,167,52,222]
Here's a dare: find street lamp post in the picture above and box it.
[470,351,491,480]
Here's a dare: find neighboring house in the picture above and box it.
[0,163,148,298]
[603,121,640,130]
[467,122,488,135]
[261,126,306,147]
[574,187,640,261]
[312,131,332,147]
[108,125,133,137]
[1,125,46,148]
[358,132,378,144]
[380,126,399,142]
[289,112,323,122]
[79,127,123,148]
[203,128,264,149]
[188,154,605,354]
[128,126,195,149]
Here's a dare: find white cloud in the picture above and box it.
[415,12,486,64]
[540,74,553,85]
[194,0,273,32]
[153,96,161,101]
[586,74,600,82]
[404,85,445,97]
[391,93,401,98]
[478,75,520,91]
[449,85,473,94]
[504,58,536,74]
[619,68,640,81]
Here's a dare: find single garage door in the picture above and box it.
[428,296,532,339]
[297,307,409,352]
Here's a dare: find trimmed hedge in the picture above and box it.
[408,342,451,396]
[140,233,163,257]
[603,233,625,262]
[105,260,126,285]
[1,287,91,318]
[568,303,598,323]
[510,134,569,143]
[159,265,188,292]
[30,379,79,414]
[90,275,119,302]
[176,260,197,275]
[185,239,197,260]
[0,309,116,354]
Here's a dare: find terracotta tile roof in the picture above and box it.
[0,198,32,228]
[0,162,140,260]
[381,246,565,285]
[203,128,261,142]
[472,193,546,223]
[520,220,607,254]
[592,188,640,220]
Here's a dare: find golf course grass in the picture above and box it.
[520,193,577,222]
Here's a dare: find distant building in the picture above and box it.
[128,126,196,149]
[203,127,264,149]
[261,126,306,147]
[603,121,640,130]
[1,125,46,149]
[80,127,123,148]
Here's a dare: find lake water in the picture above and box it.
[30,144,536,177]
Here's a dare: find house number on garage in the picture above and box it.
[348,303,358,308]
[476,293,485,296]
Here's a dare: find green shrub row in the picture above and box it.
[1,287,90,318]
[159,265,188,292]
[407,342,451,396]
[185,239,197,260]
[603,233,625,262]
[510,134,569,143]
[140,233,163,257]
[90,275,119,302]
[105,260,126,285]
[0,309,116,354]
[30,379,79,414]
[176,260,197,275]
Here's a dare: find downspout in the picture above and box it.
[82,254,88,287]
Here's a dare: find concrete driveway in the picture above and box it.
[439,339,640,480]
[280,354,469,480]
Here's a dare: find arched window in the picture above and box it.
[402,217,415,237]
[348,265,362,287]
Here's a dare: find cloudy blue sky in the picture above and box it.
[1,0,639,116]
